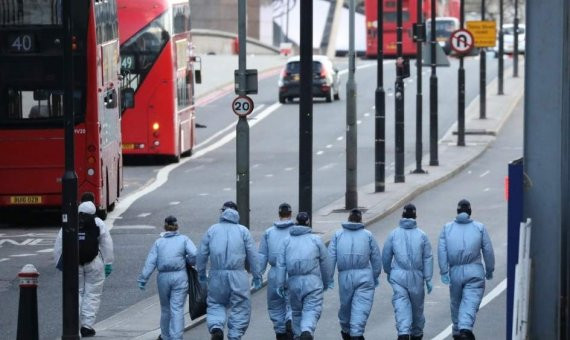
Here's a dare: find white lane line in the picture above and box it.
[316,150,324,156]
[265,174,274,178]
[480,170,491,178]
[326,144,333,149]
[223,187,232,191]
[169,201,180,205]
[363,112,370,117]
[11,254,37,257]
[337,136,344,141]
[137,213,151,218]
[357,120,362,125]
[198,193,209,196]
[0,258,9,262]
[252,164,261,169]
[36,248,54,253]
[431,279,507,340]
[107,102,283,229]
[317,163,337,171]
[483,188,490,192]
[284,167,294,172]
[112,225,156,230]
[468,170,472,175]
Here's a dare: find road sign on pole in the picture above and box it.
[466,20,497,47]
[450,29,475,55]
[232,95,254,117]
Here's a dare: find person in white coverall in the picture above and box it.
[53,200,114,337]
[138,215,198,340]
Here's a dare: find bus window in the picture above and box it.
[0,0,62,26]
[0,88,84,121]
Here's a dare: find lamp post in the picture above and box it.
[479,0,487,119]
[412,0,426,174]
[498,0,504,95]
[394,0,405,183]
[457,0,466,147]
[513,0,519,77]
[375,0,386,192]
[345,0,358,209]
[429,0,438,166]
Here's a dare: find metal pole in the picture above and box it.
[429,0,439,166]
[299,0,313,217]
[61,0,79,337]
[394,0,405,183]
[236,0,250,228]
[412,0,425,174]
[285,0,290,42]
[346,0,357,209]
[498,0,504,95]
[457,0,466,146]
[375,0,386,192]
[480,0,487,119]
[513,0,519,77]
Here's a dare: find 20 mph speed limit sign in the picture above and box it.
[232,95,254,117]
[450,29,475,55]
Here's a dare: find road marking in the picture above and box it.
[0,239,33,246]
[317,163,337,171]
[223,187,232,191]
[28,239,44,246]
[106,102,283,229]
[431,279,507,340]
[137,213,151,218]
[36,248,53,253]
[198,193,209,196]
[337,136,344,141]
[357,120,362,125]
[252,163,261,169]
[316,150,324,155]
[169,201,180,205]
[265,174,274,178]
[480,170,491,178]
[112,225,156,230]
[10,254,37,257]
[326,144,333,149]
[284,167,294,172]
[483,188,490,192]
[0,258,9,262]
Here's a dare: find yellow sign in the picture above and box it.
[466,21,497,47]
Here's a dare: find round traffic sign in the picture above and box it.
[232,95,254,117]
[450,29,475,54]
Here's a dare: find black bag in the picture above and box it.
[78,213,100,265]
[187,265,207,320]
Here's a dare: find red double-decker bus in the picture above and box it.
[0,0,124,218]
[118,0,201,162]
[365,0,435,58]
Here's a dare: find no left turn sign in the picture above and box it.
[450,29,475,55]
[232,95,254,117]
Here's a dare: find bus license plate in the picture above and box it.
[10,196,42,204]
[122,143,135,150]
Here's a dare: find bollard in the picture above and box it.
[17,264,39,340]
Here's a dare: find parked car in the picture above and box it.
[494,23,526,56]
[278,55,341,103]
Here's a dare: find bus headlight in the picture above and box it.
[153,140,160,147]
[87,168,95,176]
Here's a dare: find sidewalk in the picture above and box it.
[93,59,524,339]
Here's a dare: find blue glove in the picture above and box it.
[252,277,262,290]
[138,281,146,291]
[276,286,285,298]
[486,271,493,280]
[441,273,450,285]
[374,277,379,288]
[425,279,433,294]
[105,264,113,277]
[199,273,207,284]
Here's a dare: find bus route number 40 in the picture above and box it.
[232,95,254,117]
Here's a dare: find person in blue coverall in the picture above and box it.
[276,212,332,340]
[327,209,383,340]
[137,216,198,340]
[258,203,295,340]
[438,199,495,340]
[197,201,262,340]
[382,204,433,340]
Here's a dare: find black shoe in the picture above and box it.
[411,336,423,340]
[286,320,293,340]
[459,329,475,340]
[157,336,163,340]
[211,328,224,340]
[351,336,365,340]
[397,335,411,340]
[453,336,461,340]
[341,331,351,340]
[300,331,313,340]
[276,333,289,340]
[80,326,96,337]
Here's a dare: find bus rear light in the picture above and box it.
[87,145,96,152]
[135,143,145,149]
[152,123,160,131]
[87,156,96,164]
[87,168,95,176]
[153,140,160,147]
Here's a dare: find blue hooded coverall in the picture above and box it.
[328,222,383,337]
[197,209,261,340]
[258,219,294,334]
[438,213,495,335]
[382,218,433,337]
[276,225,331,337]
[138,232,197,340]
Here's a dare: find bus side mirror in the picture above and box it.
[194,69,202,84]
[121,88,135,109]
[189,55,202,84]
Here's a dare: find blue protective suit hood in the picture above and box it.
[220,208,240,224]
[455,212,473,224]
[399,218,417,229]
[274,220,295,229]
[161,231,179,238]
[341,222,365,230]
[290,225,312,236]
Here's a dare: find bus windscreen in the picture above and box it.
[0,0,62,26]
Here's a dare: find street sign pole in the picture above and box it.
[375,0,386,192]
[498,0,504,95]
[395,0,405,183]
[236,0,249,228]
[513,0,519,78]
[299,0,313,217]
[345,0,358,209]
[61,0,79,338]
[412,0,426,174]
[457,0,466,147]
[429,0,439,166]
[480,0,487,119]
